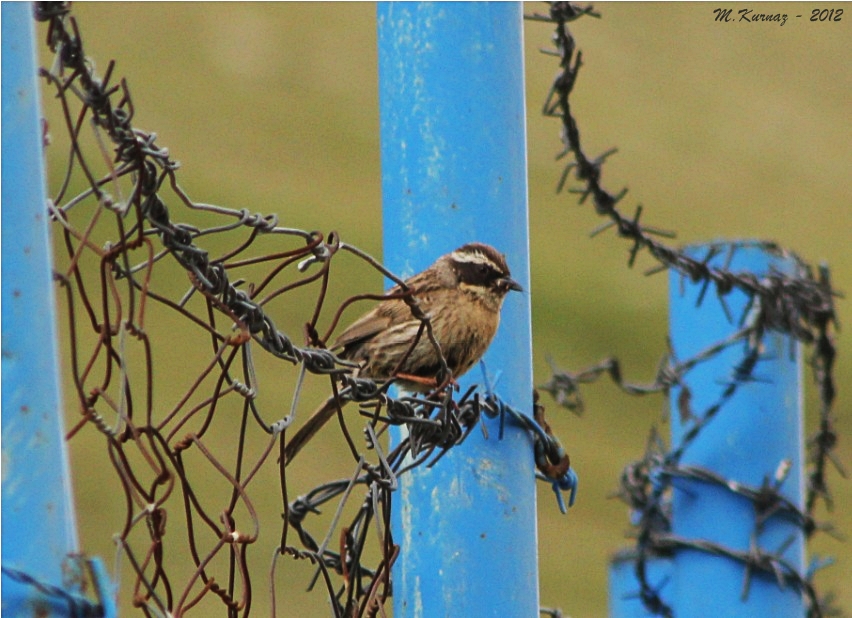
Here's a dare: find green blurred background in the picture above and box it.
[37,3,849,616]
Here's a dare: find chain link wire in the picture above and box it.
[33,3,574,616]
[27,2,843,615]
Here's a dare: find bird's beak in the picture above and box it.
[501,277,523,293]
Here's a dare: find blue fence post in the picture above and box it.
[377,2,538,616]
[609,241,805,616]
[609,552,671,617]
[668,241,805,615]
[1,1,86,614]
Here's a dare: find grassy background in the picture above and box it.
[38,3,850,616]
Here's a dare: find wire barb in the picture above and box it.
[35,4,576,616]
[535,2,841,616]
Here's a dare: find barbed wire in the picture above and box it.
[33,2,575,616]
[29,2,843,615]
[528,2,843,616]
[1,557,110,618]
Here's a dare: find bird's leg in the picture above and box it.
[393,372,439,389]
[392,373,461,428]
[394,372,460,395]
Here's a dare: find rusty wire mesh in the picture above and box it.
[529,3,843,616]
[34,3,572,616]
[29,1,845,616]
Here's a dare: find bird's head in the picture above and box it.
[443,242,522,308]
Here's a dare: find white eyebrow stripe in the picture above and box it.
[450,250,496,267]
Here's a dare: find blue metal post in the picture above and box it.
[377,3,537,616]
[1,2,83,613]
[669,241,804,615]
[609,553,671,617]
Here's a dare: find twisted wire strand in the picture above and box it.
[33,4,575,616]
[530,3,842,616]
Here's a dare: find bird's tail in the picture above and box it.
[283,394,344,466]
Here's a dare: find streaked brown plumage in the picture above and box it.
[283,242,521,465]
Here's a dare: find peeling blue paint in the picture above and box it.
[378,3,538,615]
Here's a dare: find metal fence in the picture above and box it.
[1,2,844,617]
[532,4,841,616]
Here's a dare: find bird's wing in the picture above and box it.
[333,307,393,351]
[332,296,420,354]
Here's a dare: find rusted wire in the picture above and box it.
[35,4,575,616]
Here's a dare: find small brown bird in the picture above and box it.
[283,242,522,465]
